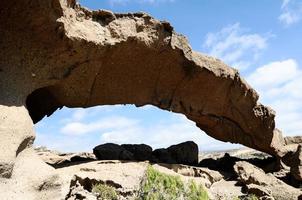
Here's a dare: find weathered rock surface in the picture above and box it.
[58,161,149,200]
[152,148,175,163]
[284,136,302,145]
[93,143,153,161]
[36,147,96,166]
[66,178,97,200]
[199,152,278,176]
[279,143,302,183]
[8,147,300,200]
[56,160,214,200]
[121,144,153,161]
[290,145,302,181]
[157,163,223,188]
[234,161,302,200]
[167,141,198,165]
[93,143,134,161]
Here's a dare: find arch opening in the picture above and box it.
[33,104,242,153]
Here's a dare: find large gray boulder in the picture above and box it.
[151,141,198,165]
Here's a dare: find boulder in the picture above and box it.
[70,153,96,163]
[121,144,152,161]
[284,136,302,145]
[93,143,134,161]
[167,141,198,165]
[199,153,240,172]
[157,163,223,188]
[66,179,97,200]
[152,148,175,164]
[280,144,302,182]
[234,161,301,200]
[246,184,273,200]
[151,141,198,165]
[35,148,96,166]
[290,144,302,181]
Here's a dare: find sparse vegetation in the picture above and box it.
[244,194,258,200]
[232,194,259,200]
[92,183,118,200]
[137,165,209,200]
[186,180,209,200]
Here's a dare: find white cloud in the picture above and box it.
[72,108,87,121]
[246,59,302,137]
[61,116,139,135]
[279,0,302,26]
[247,59,299,89]
[203,23,271,70]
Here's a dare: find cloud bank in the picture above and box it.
[203,23,271,70]
[247,59,302,136]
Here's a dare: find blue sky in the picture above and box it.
[34,0,302,152]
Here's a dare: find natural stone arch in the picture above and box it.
[0,0,285,181]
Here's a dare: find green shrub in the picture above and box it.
[246,194,258,200]
[92,183,118,200]
[186,180,209,200]
[137,165,209,200]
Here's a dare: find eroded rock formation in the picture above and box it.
[234,161,301,200]
[0,0,297,198]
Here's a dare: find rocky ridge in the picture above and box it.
[35,143,302,200]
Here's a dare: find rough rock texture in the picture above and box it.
[58,161,149,200]
[121,144,153,161]
[234,161,302,200]
[93,142,197,165]
[152,148,175,163]
[156,163,223,188]
[56,160,214,200]
[167,141,198,165]
[290,145,302,181]
[35,147,96,166]
[199,152,278,176]
[149,141,198,165]
[280,143,302,183]
[93,143,134,160]
[284,136,302,145]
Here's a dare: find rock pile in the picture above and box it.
[234,161,301,200]
[34,147,302,200]
[93,141,198,165]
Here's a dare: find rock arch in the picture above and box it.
[0,0,285,180]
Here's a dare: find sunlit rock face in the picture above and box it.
[0,0,287,197]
